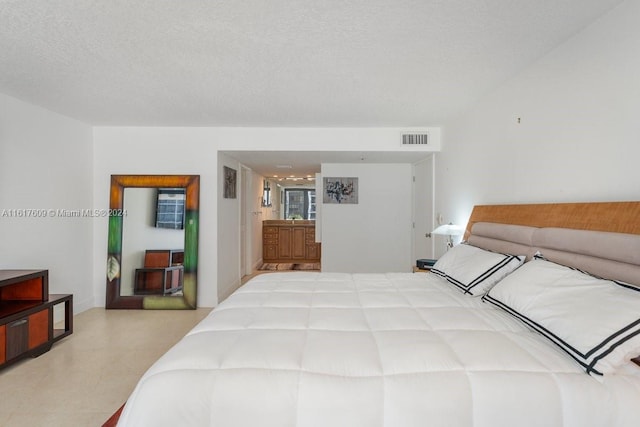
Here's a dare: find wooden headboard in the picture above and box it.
[465,201,640,240]
[465,201,640,367]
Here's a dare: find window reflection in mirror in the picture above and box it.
[284,189,316,220]
[156,188,186,229]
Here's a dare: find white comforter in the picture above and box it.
[118,272,640,426]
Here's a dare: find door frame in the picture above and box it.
[240,165,253,277]
[411,154,435,263]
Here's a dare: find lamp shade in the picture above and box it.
[431,223,464,236]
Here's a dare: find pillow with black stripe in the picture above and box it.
[484,257,640,376]
[430,243,525,296]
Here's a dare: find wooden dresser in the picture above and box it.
[0,270,72,370]
[263,220,321,263]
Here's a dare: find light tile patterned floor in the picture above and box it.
[0,307,211,427]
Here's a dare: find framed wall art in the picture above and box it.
[323,177,358,204]
[223,166,237,199]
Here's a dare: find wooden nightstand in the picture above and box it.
[415,258,436,272]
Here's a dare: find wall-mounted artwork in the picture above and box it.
[323,177,358,204]
[223,166,237,199]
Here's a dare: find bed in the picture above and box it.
[117,202,640,426]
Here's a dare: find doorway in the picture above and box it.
[413,155,435,262]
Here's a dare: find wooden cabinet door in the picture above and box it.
[29,309,49,349]
[291,227,306,259]
[304,227,320,261]
[306,243,320,260]
[278,227,292,259]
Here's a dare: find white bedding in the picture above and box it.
[118,272,640,426]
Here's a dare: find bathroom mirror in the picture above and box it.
[261,179,272,207]
[105,175,200,309]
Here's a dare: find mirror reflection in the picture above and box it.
[105,174,199,310]
[121,188,186,296]
[261,180,272,207]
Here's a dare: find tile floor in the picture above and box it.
[0,307,211,427]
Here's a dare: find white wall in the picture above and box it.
[0,93,93,313]
[217,152,241,302]
[435,0,640,235]
[92,130,219,307]
[218,153,242,301]
[320,163,413,273]
[93,127,436,307]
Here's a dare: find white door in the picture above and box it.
[413,155,435,262]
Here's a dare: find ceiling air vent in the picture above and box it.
[401,133,429,146]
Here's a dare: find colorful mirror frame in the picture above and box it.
[105,175,200,309]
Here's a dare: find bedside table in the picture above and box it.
[415,258,436,271]
[413,266,432,273]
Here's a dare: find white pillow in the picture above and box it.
[484,257,640,375]
[431,244,525,296]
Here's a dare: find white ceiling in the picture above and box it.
[0,0,623,128]
[0,1,623,179]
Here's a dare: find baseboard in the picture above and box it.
[72,296,94,314]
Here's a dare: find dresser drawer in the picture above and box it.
[6,317,29,360]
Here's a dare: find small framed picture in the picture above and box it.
[323,177,358,204]
[223,166,237,199]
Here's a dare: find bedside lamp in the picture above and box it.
[431,223,464,249]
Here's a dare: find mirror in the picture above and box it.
[120,187,186,297]
[261,179,272,207]
[105,175,200,309]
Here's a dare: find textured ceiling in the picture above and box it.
[0,0,624,126]
[223,150,434,181]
